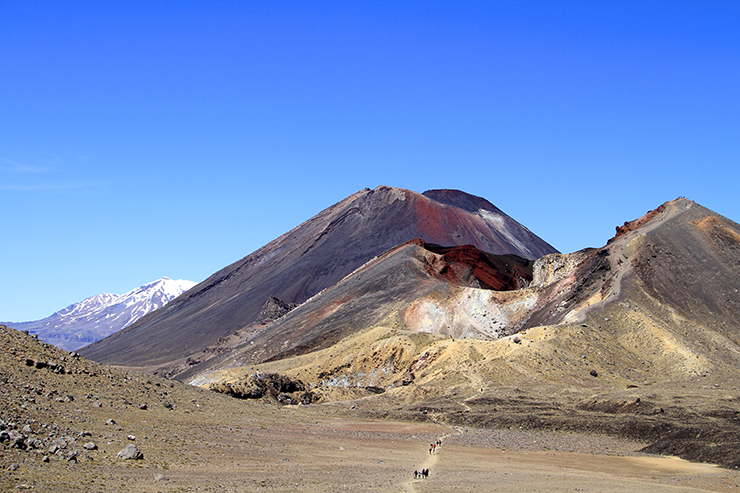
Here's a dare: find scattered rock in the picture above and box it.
[127,435,136,441]
[153,473,169,482]
[106,419,116,425]
[276,393,298,405]
[8,463,20,471]
[51,437,67,450]
[28,438,44,449]
[590,369,599,377]
[117,444,143,460]
[139,403,148,410]
[299,391,319,405]
[83,442,97,450]
[10,431,27,449]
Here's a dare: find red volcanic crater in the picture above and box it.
[422,242,533,291]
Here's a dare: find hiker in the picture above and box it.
[414,470,418,479]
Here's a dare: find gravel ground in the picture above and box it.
[443,426,647,456]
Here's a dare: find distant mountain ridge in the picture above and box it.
[5,277,196,351]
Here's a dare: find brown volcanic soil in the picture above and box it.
[2,325,739,492]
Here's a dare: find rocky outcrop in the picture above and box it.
[257,297,298,322]
[209,373,307,404]
[530,250,593,288]
[613,203,667,239]
[422,243,533,291]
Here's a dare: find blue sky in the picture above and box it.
[2,1,738,322]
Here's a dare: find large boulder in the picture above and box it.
[117,444,143,460]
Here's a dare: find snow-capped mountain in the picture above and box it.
[4,277,196,351]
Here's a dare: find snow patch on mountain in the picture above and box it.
[477,208,532,258]
[3,277,196,351]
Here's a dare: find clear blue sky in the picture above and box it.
[2,1,738,322]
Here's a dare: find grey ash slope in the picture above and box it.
[175,239,535,382]
[81,186,557,368]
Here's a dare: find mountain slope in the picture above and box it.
[193,198,740,468]
[81,186,557,368]
[241,197,740,366]
[5,277,196,351]
[172,240,533,381]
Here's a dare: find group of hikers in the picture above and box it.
[429,439,441,454]
[414,438,442,480]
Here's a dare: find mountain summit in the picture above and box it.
[81,186,557,368]
[6,277,196,351]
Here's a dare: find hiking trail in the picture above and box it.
[399,428,462,492]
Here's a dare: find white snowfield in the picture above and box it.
[4,277,197,351]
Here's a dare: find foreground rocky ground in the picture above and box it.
[3,325,740,492]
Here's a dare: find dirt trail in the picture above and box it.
[400,430,457,492]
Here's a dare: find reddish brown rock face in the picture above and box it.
[614,203,666,238]
[422,243,533,291]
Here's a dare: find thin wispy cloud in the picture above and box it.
[0,182,94,192]
[0,156,98,191]
[0,157,56,174]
